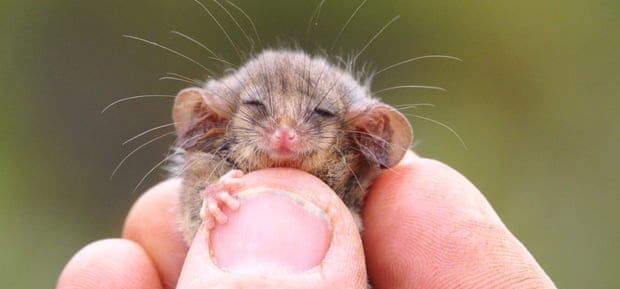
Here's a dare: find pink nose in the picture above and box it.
[271,127,298,150]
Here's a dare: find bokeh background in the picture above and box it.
[1,0,618,288]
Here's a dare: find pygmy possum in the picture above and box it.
[169,49,413,243]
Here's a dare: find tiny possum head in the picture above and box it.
[172,50,412,172]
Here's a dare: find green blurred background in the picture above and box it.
[1,0,618,288]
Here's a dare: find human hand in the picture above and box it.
[57,152,556,289]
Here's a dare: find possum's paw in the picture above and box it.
[199,170,244,229]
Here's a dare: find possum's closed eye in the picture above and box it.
[313,107,337,118]
[242,99,265,107]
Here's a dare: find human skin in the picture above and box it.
[56,152,557,289]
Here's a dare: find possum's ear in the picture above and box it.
[173,87,231,147]
[348,104,413,168]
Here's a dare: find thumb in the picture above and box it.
[176,168,368,289]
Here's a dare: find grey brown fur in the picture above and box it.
[170,49,412,244]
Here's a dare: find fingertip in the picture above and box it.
[57,239,163,289]
[363,155,556,289]
[124,178,184,239]
[123,178,188,288]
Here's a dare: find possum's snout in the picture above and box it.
[271,127,299,151]
[264,126,303,160]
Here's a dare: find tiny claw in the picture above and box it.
[218,192,240,210]
[200,200,215,228]
[208,199,228,224]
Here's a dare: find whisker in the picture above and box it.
[306,0,327,34]
[226,1,261,45]
[212,0,254,48]
[192,0,242,60]
[179,140,232,179]
[346,130,412,170]
[159,76,201,86]
[170,30,218,57]
[375,55,463,76]
[393,103,436,109]
[205,152,230,180]
[208,56,237,67]
[330,0,367,50]
[352,140,403,175]
[101,94,174,114]
[334,146,364,194]
[123,35,213,74]
[166,72,203,84]
[346,130,405,154]
[111,131,176,179]
[351,144,403,176]
[181,144,230,179]
[133,152,176,192]
[354,15,399,60]
[404,113,467,149]
[170,139,212,177]
[373,85,445,94]
[169,31,234,67]
[123,122,179,146]
[132,132,202,192]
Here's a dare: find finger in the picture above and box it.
[123,178,188,288]
[56,239,163,289]
[363,152,556,289]
[177,168,368,289]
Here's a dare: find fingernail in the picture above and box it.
[210,188,331,274]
